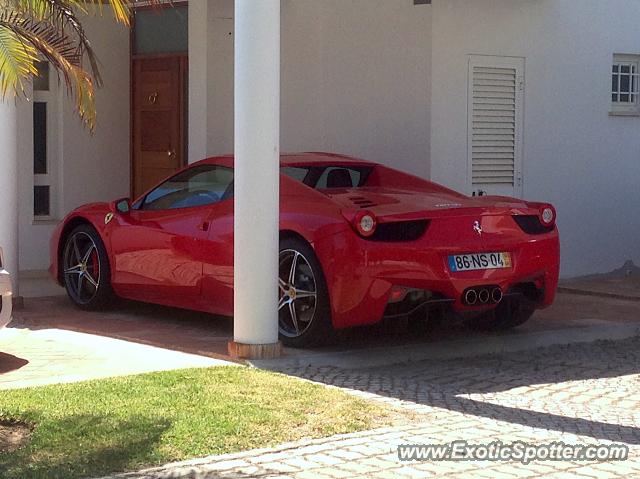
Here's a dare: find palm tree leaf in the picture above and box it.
[0,14,39,96]
[6,1,103,86]
[0,15,96,130]
[0,0,164,129]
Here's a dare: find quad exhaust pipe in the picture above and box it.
[463,286,502,306]
[464,289,477,305]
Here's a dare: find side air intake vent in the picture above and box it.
[349,196,377,208]
[513,215,554,235]
[369,220,429,242]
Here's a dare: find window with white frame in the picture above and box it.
[611,54,639,115]
[32,60,59,220]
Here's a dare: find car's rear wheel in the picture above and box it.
[278,238,333,347]
[466,298,535,331]
[62,224,113,309]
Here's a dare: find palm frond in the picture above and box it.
[0,12,39,96]
[0,13,96,129]
[0,0,165,130]
[7,1,102,86]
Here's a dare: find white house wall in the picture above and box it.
[200,0,433,178]
[18,10,130,273]
[430,0,640,277]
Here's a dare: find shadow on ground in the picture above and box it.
[0,414,171,479]
[10,296,234,361]
[269,337,640,446]
[13,291,640,364]
[0,353,28,375]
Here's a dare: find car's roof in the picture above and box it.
[195,152,376,169]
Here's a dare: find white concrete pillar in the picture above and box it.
[188,0,209,164]
[231,0,281,357]
[0,99,19,297]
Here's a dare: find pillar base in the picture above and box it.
[228,340,283,359]
[12,296,24,310]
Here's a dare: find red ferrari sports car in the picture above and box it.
[50,153,559,346]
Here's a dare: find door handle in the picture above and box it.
[167,150,176,157]
[198,221,210,232]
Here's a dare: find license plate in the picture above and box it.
[448,252,511,272]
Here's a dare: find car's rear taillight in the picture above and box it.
[539,204,556,227]
[353,210,377,237]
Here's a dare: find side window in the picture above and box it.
[281,166,309,183]
[316,167,362,189]
[142,165,234,211]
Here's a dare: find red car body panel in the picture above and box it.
[50,153,560,328]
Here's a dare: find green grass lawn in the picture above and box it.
[0,366,392,479]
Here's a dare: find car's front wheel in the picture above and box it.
[278,238,333,347]
[62,224,113,309]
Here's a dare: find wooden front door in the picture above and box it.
[132,56,186,198]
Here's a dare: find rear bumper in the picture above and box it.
[316,226,560,329]
[0,269,13,329]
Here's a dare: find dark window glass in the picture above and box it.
[281,167,309,182]
[316,167,362,189]
[281,165,372,189]
[33,61,49,91]
[34,185,50,216]
[33,102,47,174]
[142,165,234,210]
[620,74,630,93]
[134,6,188,55]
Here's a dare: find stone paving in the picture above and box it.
[105,337,640,478]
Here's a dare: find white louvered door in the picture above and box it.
[467,55,524,198]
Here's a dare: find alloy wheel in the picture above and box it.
[278,249,318,338]
[63,232,101,304]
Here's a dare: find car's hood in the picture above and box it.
[322,187,533,222]
[73,202,111,214]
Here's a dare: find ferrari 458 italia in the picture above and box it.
[50,153,560,346]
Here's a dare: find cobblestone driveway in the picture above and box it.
[109,337,640,478]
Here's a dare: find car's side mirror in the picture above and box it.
[111,197,131,214]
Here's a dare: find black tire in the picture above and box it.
[61,224,114,310]
[466,298,535,331]
[278,237,333,347]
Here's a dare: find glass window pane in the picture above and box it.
[612,93,618,103]
[281,167,310,182]
[620,74,630,93]
[612,74,618,93]
[34,185,50,216]
[613,64,619,73]
[33,61,49,91]
[620,93,630,103]
[134,6,188,55]
[33,102,47,174]
[142,165,234,210]
[621,65,630,74]
[316,167,363,189]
